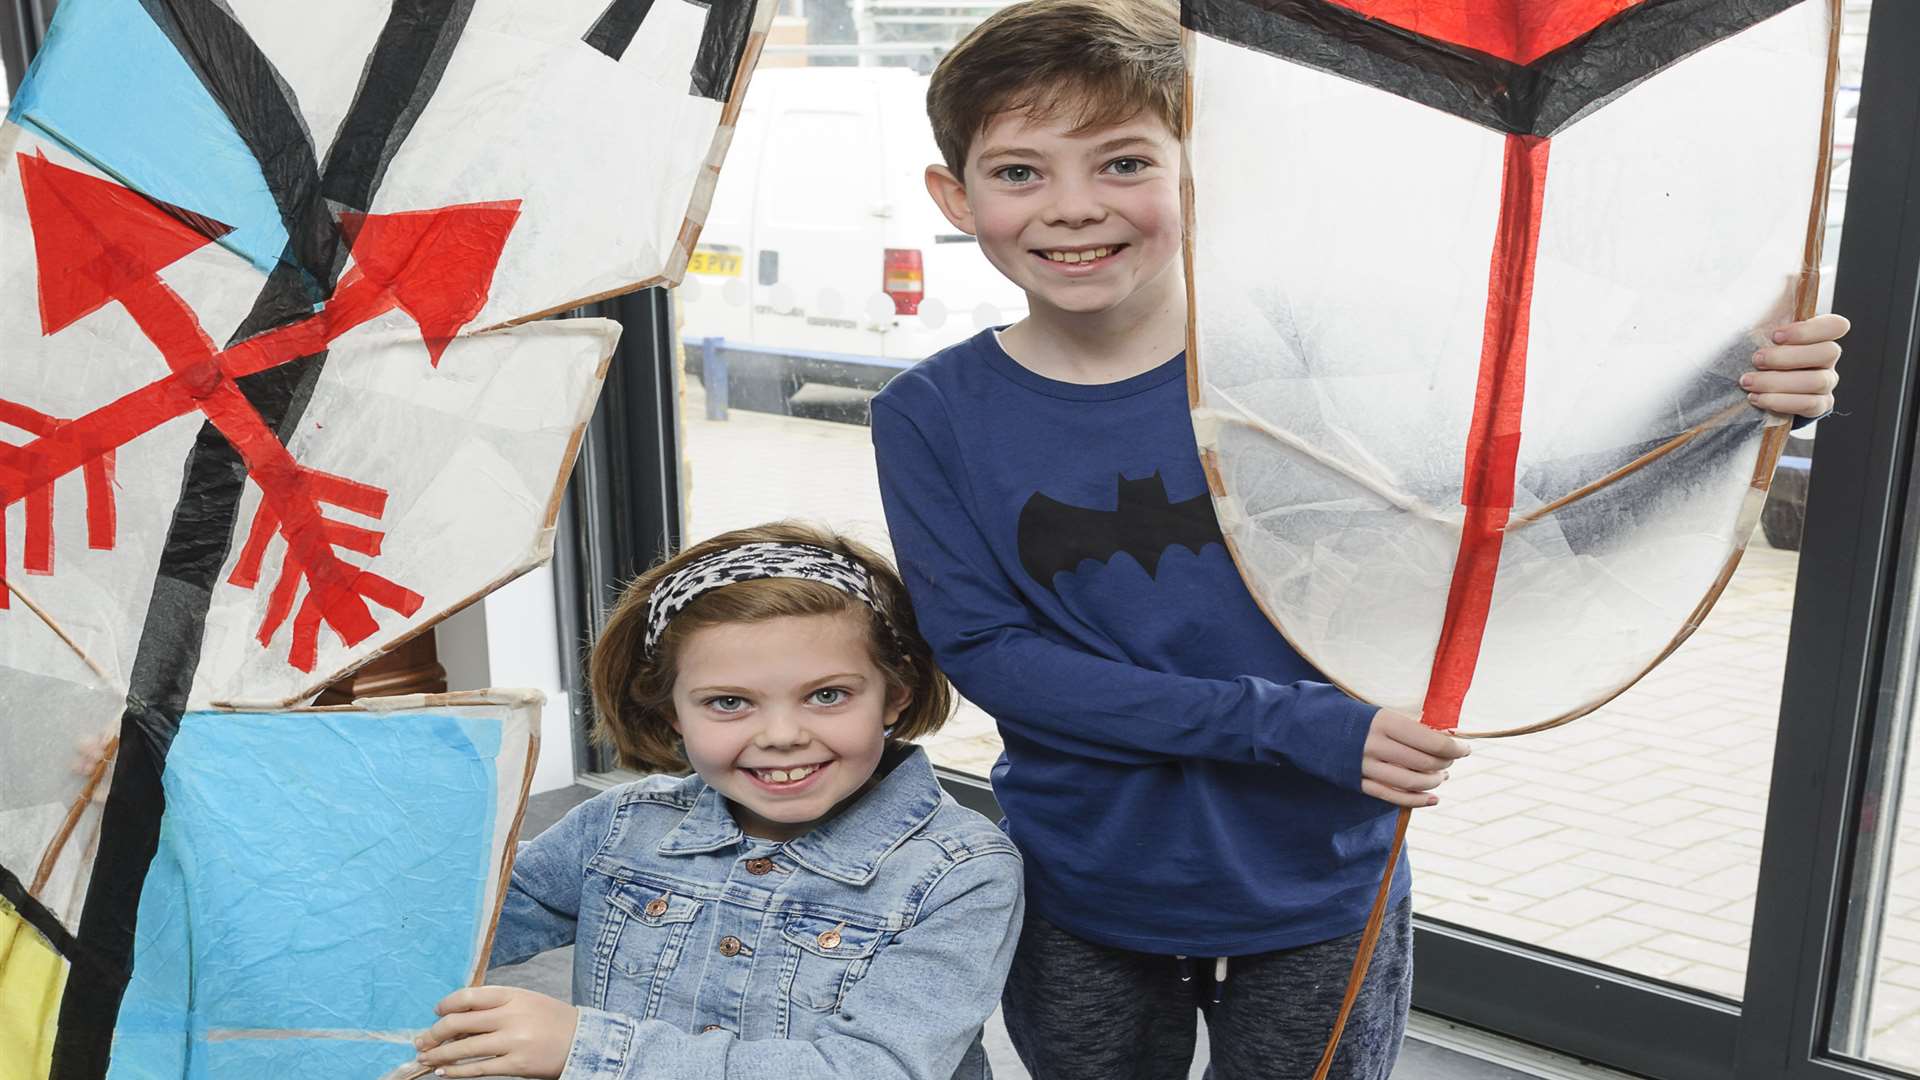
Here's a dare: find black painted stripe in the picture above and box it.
[136,0,330,322]
[1182,0,1807,136]
[584,0,754,102]
[1,864,82,961]
[584,0,658,60]
[688,0,756,102]
[48,5,475,1077]
[320,2,477,240]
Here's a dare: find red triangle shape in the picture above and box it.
[336,200,521,365]
[1325,0,1647,65]
[17,152,232,335]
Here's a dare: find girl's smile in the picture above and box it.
[740,759,834,793]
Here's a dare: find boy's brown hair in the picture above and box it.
[589,521,953,773]
[927,0,1183,176]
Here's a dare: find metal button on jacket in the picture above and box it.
[644,897,669,918]
[817,926,843,951]
[745,857,775,875]
[701,1025,724,1034]
[718,935,743,957]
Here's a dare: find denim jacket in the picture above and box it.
[491,746,1024,1080]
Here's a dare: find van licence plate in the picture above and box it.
[688,250,741,277]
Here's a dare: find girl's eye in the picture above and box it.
[1105,156,1149,176]
[809,688,850,707]
[705,695,748,714]
[995,164,1037,184]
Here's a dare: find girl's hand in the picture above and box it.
[414,986,579,1079]
[1745,312,1849,418]
[1362,708,1469,809]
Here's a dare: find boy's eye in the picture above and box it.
[809,688,850,707]
[704,695,749,714]
[994,164,1037,184]
[1105,156,1149,176]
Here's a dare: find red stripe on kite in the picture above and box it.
[1324,0,1645,65]
[230,501,281,590]
[84,452,116,551]
[0,397,58,435]
[24,480,54,574]
[1421,133,1551,730]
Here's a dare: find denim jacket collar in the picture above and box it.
[654,746,943,885]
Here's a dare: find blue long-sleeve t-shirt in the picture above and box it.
[871,329,1408,956]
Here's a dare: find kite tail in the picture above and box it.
[1311,806,1410,1080]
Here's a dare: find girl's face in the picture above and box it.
[669,610,906,841]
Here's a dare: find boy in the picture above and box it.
[871,1,1847,1076]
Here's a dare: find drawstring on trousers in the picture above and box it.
[1175,955,1231,1004]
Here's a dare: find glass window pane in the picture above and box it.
[673,35,1023,780]
[1406,0,1868,1003]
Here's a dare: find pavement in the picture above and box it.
[670,378,1920,1070]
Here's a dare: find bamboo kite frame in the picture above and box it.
[1181,4,1844,1076]
[1183,2,1845,741]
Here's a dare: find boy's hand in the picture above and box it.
[1362,709,1469,809]
[414,986,578,1079]
[1744,313,1849,418]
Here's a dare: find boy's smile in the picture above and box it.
[926,109,1184,337]
[1034,243,1128,273]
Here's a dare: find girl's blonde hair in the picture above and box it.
[589,522,953,772]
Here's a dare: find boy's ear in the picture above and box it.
[924,164,976,236]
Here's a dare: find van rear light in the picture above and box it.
[883,248,924,315]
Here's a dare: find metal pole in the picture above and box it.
[704,336,729,420]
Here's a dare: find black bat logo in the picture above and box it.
[1018,472,1225,592]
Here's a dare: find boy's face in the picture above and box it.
[926,108,1183,320]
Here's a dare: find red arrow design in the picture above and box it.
[2,152,521,668]
[0,398,115,610]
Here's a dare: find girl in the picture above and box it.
[412,522,1024,1080]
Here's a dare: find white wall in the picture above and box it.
[437,564,579,794]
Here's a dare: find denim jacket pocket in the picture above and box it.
[599,883,701,1018]
[779,914,883,1015]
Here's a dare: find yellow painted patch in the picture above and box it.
[0,898,65,1080]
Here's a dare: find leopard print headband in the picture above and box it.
[644,542,882,655]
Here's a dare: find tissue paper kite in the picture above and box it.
[1183,0,1841,736]
[0,0,772,1076]
[105,693,538,1080]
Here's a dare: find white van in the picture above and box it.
[675,66,1028,413]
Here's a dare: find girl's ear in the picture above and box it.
[924,164,976,235]
[882,685,911,733]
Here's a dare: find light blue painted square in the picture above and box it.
[109,710,502,1078]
